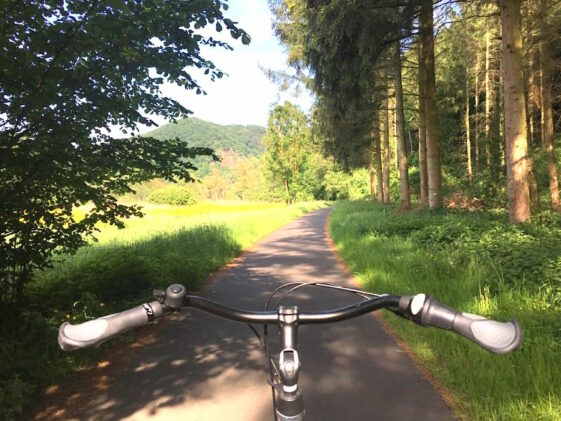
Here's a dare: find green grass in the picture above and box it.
[1,201,326,420]
[34,201,326,309]
[329,201,561,421]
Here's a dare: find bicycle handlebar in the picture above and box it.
[58,301,164,351]
[401,294,522,354]
[58,284,522,354]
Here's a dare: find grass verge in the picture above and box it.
[329,200,560,421]
[1,201,327,420]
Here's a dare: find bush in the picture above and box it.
[0,310,63,420]
[148,186,196,206]
[354,201,561,295]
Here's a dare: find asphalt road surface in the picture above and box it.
[57,207,455,421]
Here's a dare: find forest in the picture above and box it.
[143,117,265,176]
[263,1,561,418]
[268,0,561,221]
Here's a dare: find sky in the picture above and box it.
[132,0,313,134]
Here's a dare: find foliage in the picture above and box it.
[324,168,370,200]
[260,101,370,202]
[229,157,272,201]
[0,0,250,305]
[331,201,561,420]
[271,0,415,166]
[0,310,62,421]
[262,102,312,203]
[148,186,197,206]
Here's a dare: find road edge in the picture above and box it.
[324,208,460,419]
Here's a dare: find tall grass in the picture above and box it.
[330,201,560,420]
[33,201,325,309]
[2,201,326,420]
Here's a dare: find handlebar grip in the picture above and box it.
[452,313,522,354]
[407,294,522,354]
[58,301,164,351]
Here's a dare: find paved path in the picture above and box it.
[65,207,454,420]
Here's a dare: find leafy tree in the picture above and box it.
[203,167,231,200]
[262,102,310,204]
[0,0,249,304]
[230,157,269,201]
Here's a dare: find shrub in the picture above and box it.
[148,186,196,206]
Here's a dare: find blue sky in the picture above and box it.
[137,0,313,133]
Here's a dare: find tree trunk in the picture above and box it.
[393,40,411,209]
[528,155,540,212]
[485,28,492,169]
[475,55,480,173]
[369,155,376,200]
[539,53,546,146]
[499,56,506,173]
[375,107,384,202]
[418,42,429,206]
[465,69,473,183]
[393,104,398,172]
[421,0,442,209]
[383,74,391,203]
[501,0,531,223]
[528,50,538,146]
[540,32,560,210]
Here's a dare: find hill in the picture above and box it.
[143,117,265,158]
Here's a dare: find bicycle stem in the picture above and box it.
[276,306,304,421]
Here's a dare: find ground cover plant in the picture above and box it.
[330,201,561,420]
[0,201,326,420]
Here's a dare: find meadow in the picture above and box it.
[1,201,326,419]
[330,201,561,421]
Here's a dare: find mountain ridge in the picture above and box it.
[142,117,265,158]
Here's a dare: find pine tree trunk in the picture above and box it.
[418,42,429,206]
[466,70,473,183]
[539,54,546,146]
[540,35,560,210]
[501,0,531,223]
[485,29,492,169]
[383,74,391,203]
[369,156,376,200]
[393,40,411,209]
[421,0,442,209]
[393,104,398,172]
[475,56,480,173]
[528,51,538,146]
[499,57,506,172]
[375,109,384,203]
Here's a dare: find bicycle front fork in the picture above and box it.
[276,306,305,420]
